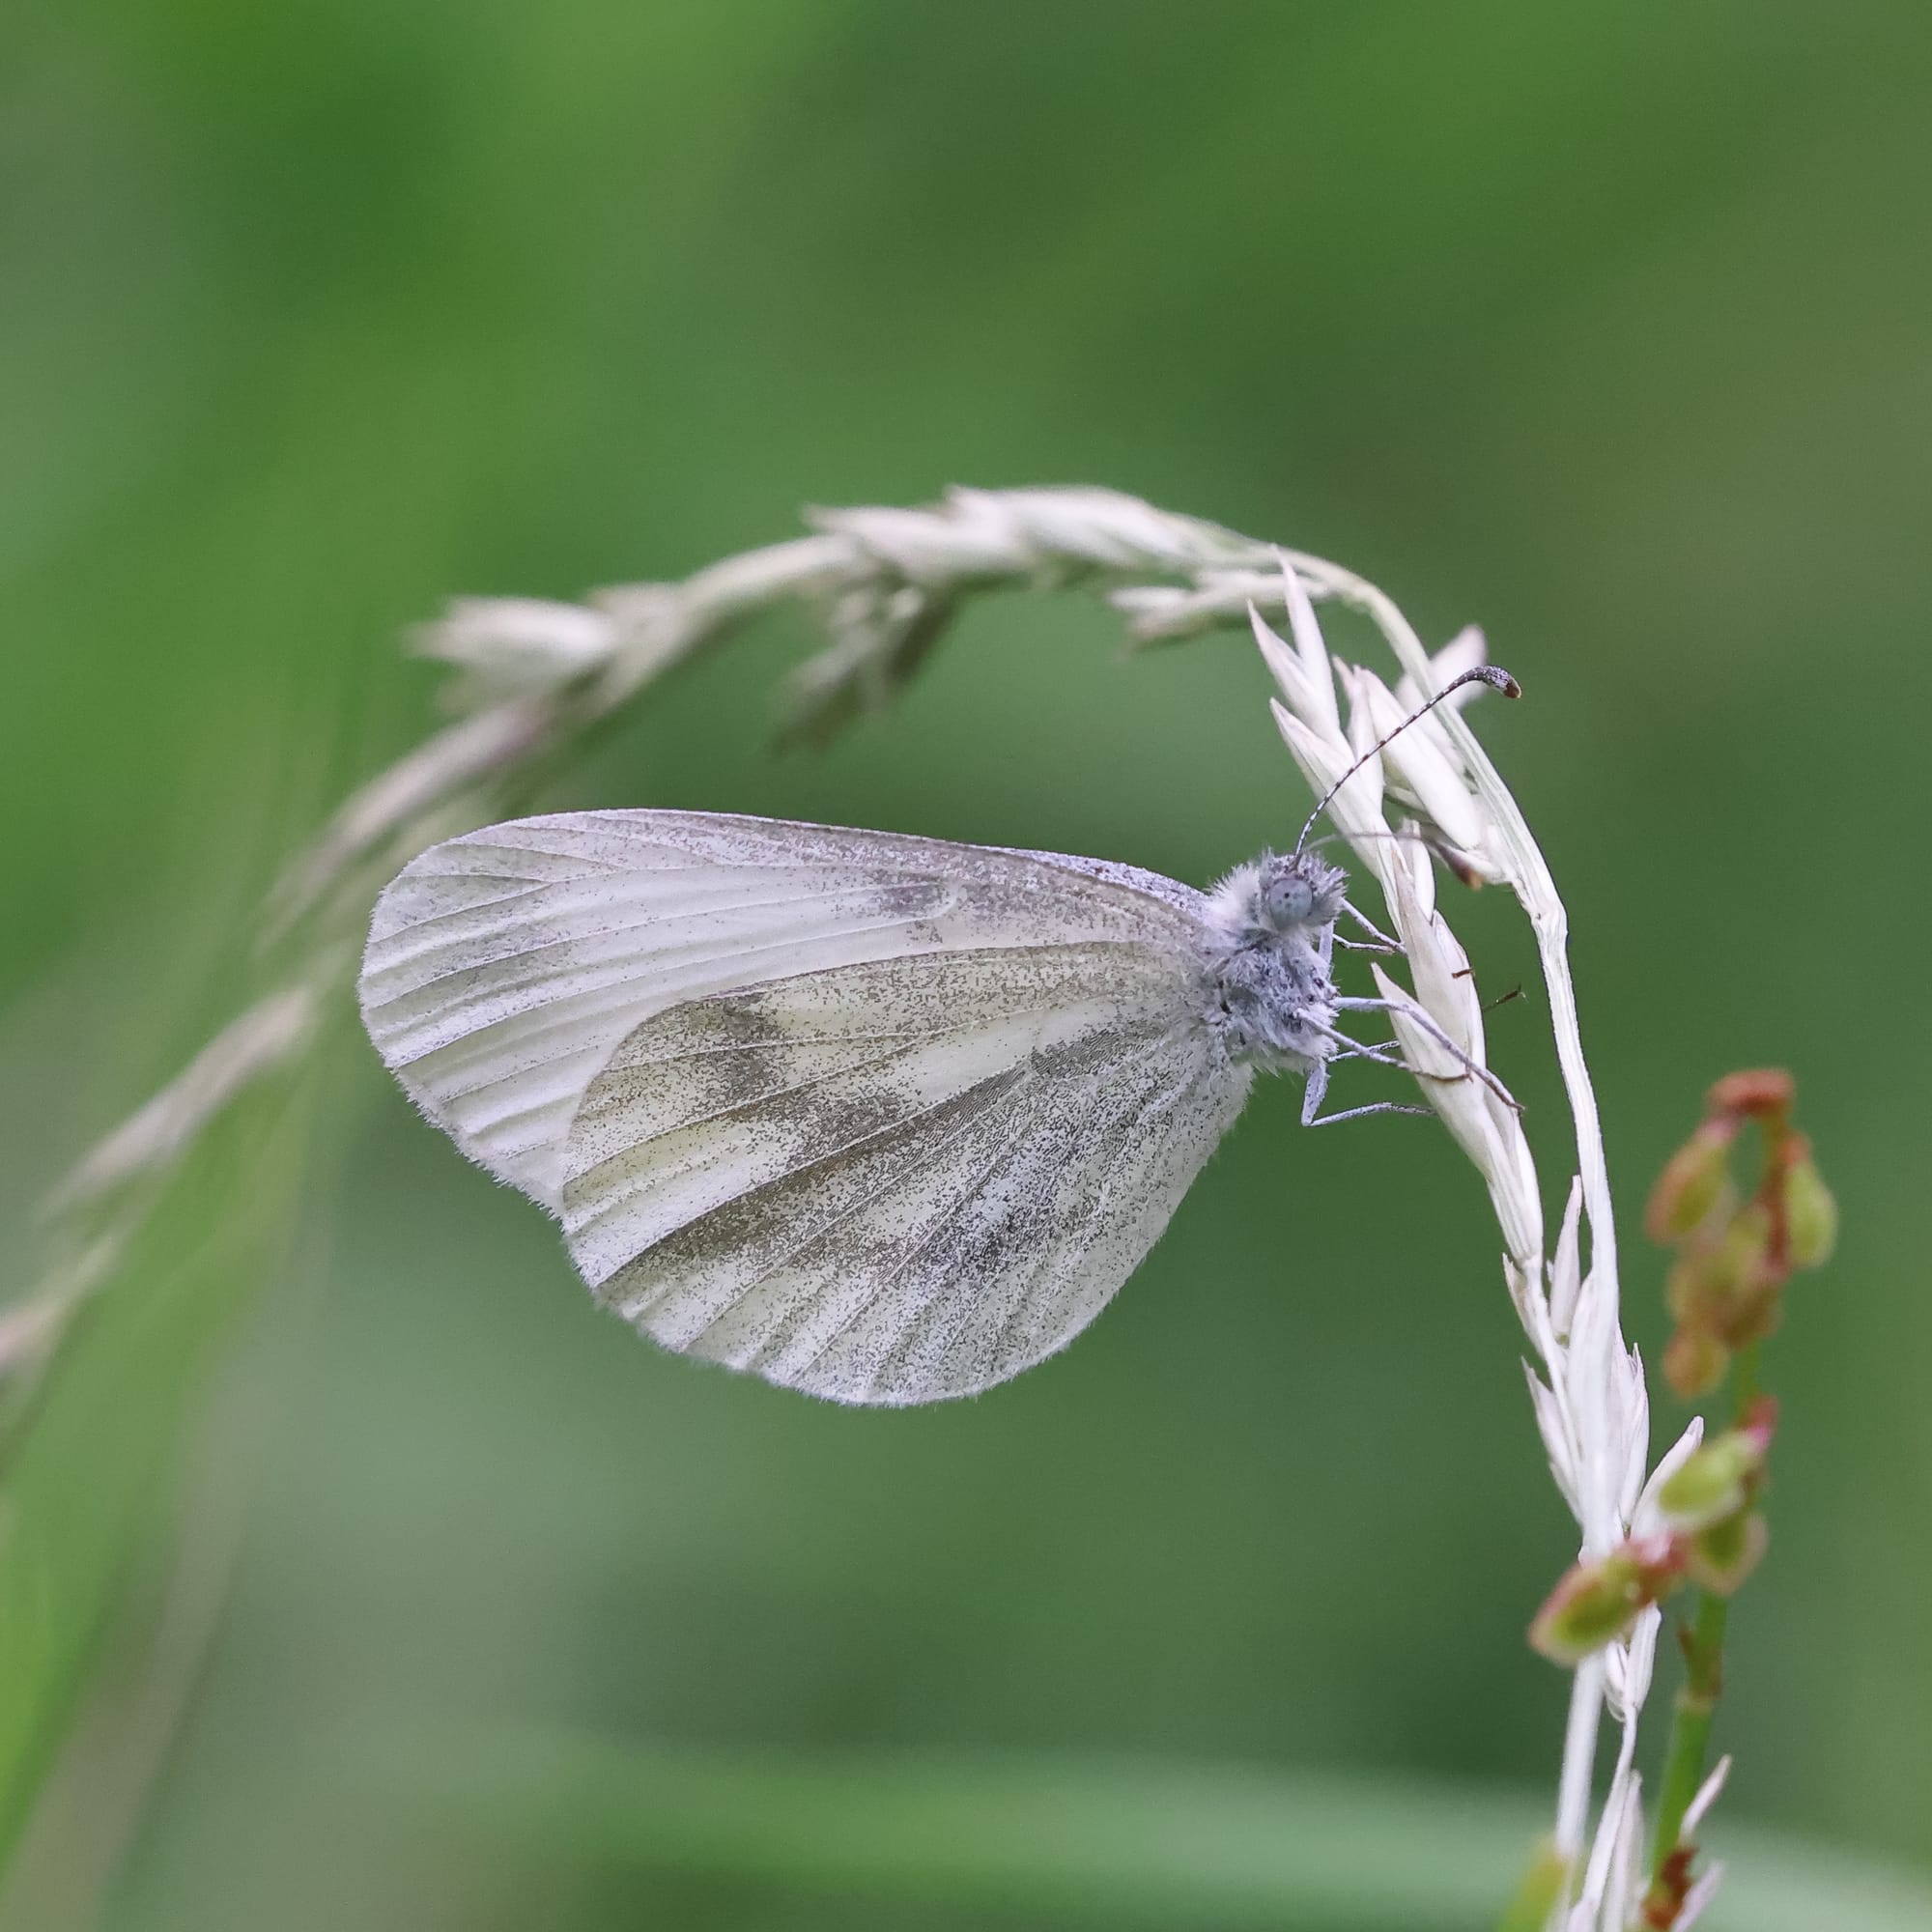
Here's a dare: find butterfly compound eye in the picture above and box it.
[1262,871,1315,929]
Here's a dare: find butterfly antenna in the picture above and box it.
[1293,665,1520,855]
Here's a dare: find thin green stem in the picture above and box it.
[1729,1340,1762,1421]
[1648,1590,1729,1883]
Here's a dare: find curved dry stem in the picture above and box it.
[22,485,1657,1927]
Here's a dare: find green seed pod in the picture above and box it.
[1665,1204,1771,1336]
[1658,1430,1767,1531]
[1529,1543,1679,1667]
[1782,1154,1837,1269]
[1686,1511,1769,1596]
[1662,1323,1730,1401]
[1645,1122,1735,1243]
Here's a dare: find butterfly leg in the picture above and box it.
[1333,996,1520,1112]
[1341,899,1402,950]
[1305,1098,1435,1126]
[1300,1034,1433,1126]
[1299,1057,1329,1124]
[1302,1050,1433,1124]
[1305,1019,1412,1074]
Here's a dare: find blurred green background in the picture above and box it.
[6,3,1932,1927]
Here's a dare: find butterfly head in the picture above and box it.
[1205,849,1347,949]
[1253,850,1347,937]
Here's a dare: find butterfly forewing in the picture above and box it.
[562,945,1248,1404]
[359,809,1252,1403]
[359,810,1207,1209]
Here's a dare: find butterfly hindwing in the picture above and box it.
[561,944,1250,1404]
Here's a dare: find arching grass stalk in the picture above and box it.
[19,488,1674,1921]
[1247,574,1690,1926]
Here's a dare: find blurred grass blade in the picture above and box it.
[395,1731,1932,1931]
[0,1059,322,1870]
[1494,1840,1569,1930]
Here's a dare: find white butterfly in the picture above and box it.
[358,809,1396,1406]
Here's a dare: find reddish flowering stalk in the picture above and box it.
[1647,1076,1833,1927]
